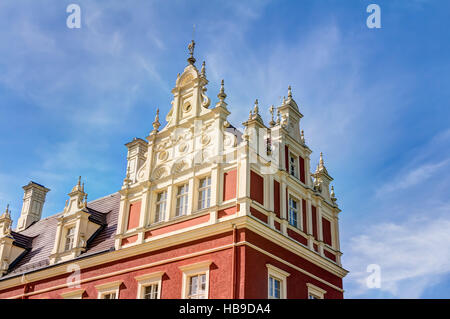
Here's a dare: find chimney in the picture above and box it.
[16,182,50,231]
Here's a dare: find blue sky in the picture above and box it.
[0,0,449,298]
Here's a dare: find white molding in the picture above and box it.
[135,271,164,299]
[179,260,212,299]
[307,282,327,299]
[95,280,122,299]
[266,263,290,299]
[60,288,85,299]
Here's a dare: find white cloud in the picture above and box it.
[345,206,450,298]
[376,159,450,197]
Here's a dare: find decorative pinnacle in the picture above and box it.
[201,61,206,77]
[81,182,85,193]
[288,85,292,99]
[301,130,305,144]
[187,40,196,65]
[77,176,81,187]
[84,194,88,207]
[152,108,161,133]
[248,110,253,120]
[3,204,10,219]
[282,96,286,105]
[269,105,276,127]
[276,109,281,125]
[217,79,227,101]
[320,152,324,166]
[253,99,259,115]
[331,186,337,202]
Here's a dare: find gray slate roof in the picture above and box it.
[1,192,120,280]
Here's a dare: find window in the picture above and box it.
[175,184,189,216]
[60,289,85,299]
[102,292,117,299]
[64,227,75,252]
[268,276,282,299]
[155,191,167,223]
[266,264,290,299]
[143,284,159,299]
[179,260,212,299]
[95,280,122,299]
[288,197,298,227]
[135,271,164,299]
[188,274,207,299]
[198,177,211,210]
[306,283,326,299]
[289,153,298,177]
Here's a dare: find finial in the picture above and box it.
[217,79,227,101]
[320,152,324,166]
[253,99,259,115]
[201,61,206,77]
[77,176,81,187]
[288,85,292,99]
[282,96,286,105]
[301,130,305,144]
[248,110,253,120]
[187,39,196,65]
[152,108,161,133]
[331,186,337,202]
[269,105,275,127]
[276,109,281,125]
[84,194,88,207]
[81,182,84,193]
[3,204,10,218]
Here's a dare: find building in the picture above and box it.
[0,41,348,299]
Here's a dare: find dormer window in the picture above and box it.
[155,191,167,223]
[49,177,104,264]
[175,184,189,217]
[64,227,75,251]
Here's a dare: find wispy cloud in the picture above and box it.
[376,159,450,197]
[346,204,450,298]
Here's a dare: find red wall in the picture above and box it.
[223,169,237,201]
[241,229,343,299]
[302,199,307,234]
[250,171,264,205]
[0,229,343,300]
[299,156,305,184]
[322,217,332,246]
[273,180,280,218]
[127,201,141,230]
[311,205,318,240]
[285,145,289,171]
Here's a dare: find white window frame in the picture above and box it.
[175,183,189,217]
[307,283,327,299]
[95,280,122,299]
[155,190,167,223]
[60,289,85,299]
[288,196,299,228]
[135,271,164,299]
[289,152,298,178]
[179,260,212,299]
[266,264,290,299]
[197,176,211,210]
[64,226,76,252]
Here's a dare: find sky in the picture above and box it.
[0,0,449,298]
